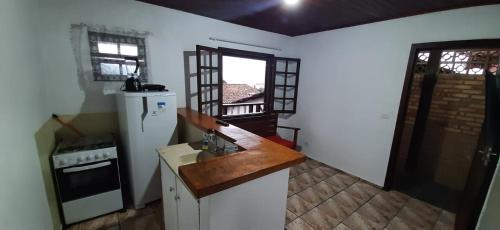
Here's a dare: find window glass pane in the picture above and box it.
[284,99,294,111]
[211,53,219,67]
[120,44,138,56]
[287,74,297,86]
[275,73,286,85]
[285,87,296,98]
[98,42,118,54]
[222,56,266,116]
[287,61,298,72]
[199,51,210,67]
[273,99,283,111]
[274,86,284,98]
[121,64,140,76]
[100,63,120,75]
[276,59,286,72]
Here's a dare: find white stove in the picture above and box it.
[52,135,123,226]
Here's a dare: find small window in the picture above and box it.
[88,32,148,81]
[195,45,301,117]
[222,56,267,116]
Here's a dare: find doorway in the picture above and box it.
[385,40,500,229]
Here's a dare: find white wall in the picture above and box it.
[477,160,500,229]
[0,0,54,229]
[290,5,500,185]
[39,0,293,115]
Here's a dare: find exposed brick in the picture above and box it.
[463,90,482,95]
[454,85,472,89]
[463,80,484,85]
[406,73,484,135]
[452,93,469,98]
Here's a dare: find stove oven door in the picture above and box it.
[55,159,121,202]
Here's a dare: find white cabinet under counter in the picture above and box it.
[157,143,290,230]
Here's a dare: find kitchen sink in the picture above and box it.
[187,141,245,162]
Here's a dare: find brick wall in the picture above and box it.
[399,73,485,190]
[405,73,485,136]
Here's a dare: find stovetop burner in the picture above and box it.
[56,134,115,154]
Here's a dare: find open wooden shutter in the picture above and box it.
[196,45,222,117]
[272,57,300,113]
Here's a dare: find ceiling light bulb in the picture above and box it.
[284,0,300,6]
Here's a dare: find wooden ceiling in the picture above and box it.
[140,0,500,36]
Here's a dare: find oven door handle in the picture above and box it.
[62,161,111,173]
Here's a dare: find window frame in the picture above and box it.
[88,31,148,82]
[195,45,301,118]
[218,47,275,118]
[272,57,301,113]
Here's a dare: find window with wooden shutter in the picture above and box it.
[272,57,300,113]
[195,46,300,117]
[196,45,221,117]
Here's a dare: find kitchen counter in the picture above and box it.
[170,108,306,198]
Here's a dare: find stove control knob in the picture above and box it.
[86,156,92,161]
[77,156,84,163]
[94,154,101,160]
[103,153,110,159]
[59,159,68,165]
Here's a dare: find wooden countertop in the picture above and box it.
[177,108,306,198]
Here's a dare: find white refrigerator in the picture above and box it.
[116,91,177,208]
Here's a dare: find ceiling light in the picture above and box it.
[284,0,300,6]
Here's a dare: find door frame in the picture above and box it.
[384,39,500,188]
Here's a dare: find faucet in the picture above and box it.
[207,129,218,153]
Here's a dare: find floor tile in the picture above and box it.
[386,216,414,230]
[311,181,339,201]
[355,202,393,228]
[290,166,302,178]
[344,181,381,205]
[295,161,313,173]
[295,172,316,190]
[120,213,160,230]
[311,166,339,182]
[433,210,455,230]
[305,158,323,169]
[286,209,298,224]
[287,194,316,216]
[398,198,441,229]
[288,178,302,196]
[396,199,441,230]
[325,172,359,192]
[368,190,410,219]
[331,191,364,215]
[334,223,352,230]
[118,205,155,222]
[298,187,324,207]
[76,213,119,230]
[343,211,386,230]
[302,199,348,229]
[287,218,315,230]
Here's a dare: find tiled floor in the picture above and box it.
[68,200,163,230]
[69,157,455,230]
[286,158,456,230]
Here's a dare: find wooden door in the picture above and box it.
[456,69,500,229]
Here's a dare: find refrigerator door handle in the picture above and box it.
[141,97,148,132]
